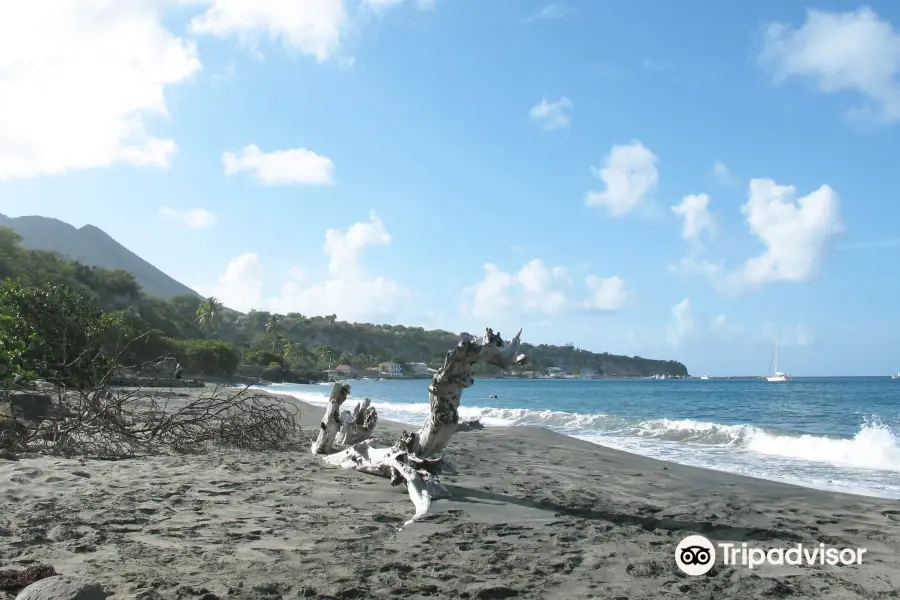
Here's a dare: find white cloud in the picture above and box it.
[158,207,218,229]
[712,160,736,185]
[585,141,659,217]
[529,97,573,130]
[759,7,900,124]
[0,2,201,181]
[668,256,723,280]
[665,302,746,347]
[200,212,410,321]
[364,0,436,11]
[665,298,694,346]
[709,314,744,338]
[222,144,335,185]
[582,275,634,312]
[187,0,349,63]
[271,212,409,321]
[322,210,392,277]
[723,178,843,293]
[671,193,715,243]
[466,259,570,320]
[464,259,633,321]
[195,252,264,311]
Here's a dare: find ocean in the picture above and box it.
[265,377,900,500]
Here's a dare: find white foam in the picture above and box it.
[265,385,900,498]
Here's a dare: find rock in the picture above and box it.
[139,357,177,378]
[15,575,107,600]
[7,392,53,420]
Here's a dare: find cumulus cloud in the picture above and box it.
[585,141,659,217]
[582,275,634,312]
[668,193,717,279]
[200,212,410,321]
[668,256,723,280]
[665,299,694,346]
[466,259,570,320]
[723,178,843,293]
[529,97,573,130]
[0,0,434,182]
[222,144,335,185]
[0,2,201,181]
[712,160,737,185]
[665,301,746,347]
[158,207,218,229]
[759,7,900,123]
[671,193,715,243]
[669,178,842,295]
[187,0,349,63]
[195,252,265,312]
[269,212,409,320]
[464,259,633,321]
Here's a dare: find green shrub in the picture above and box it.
[0,314,32,385]
[244,350,283,368]
[172,339,239,377]
[95,310,178,368]
[0,280,111,388]
[261,364,284,381]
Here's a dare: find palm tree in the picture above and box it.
[265,314,281,351]
[195,296,224,339]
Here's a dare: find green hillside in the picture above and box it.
[0,225,688,388]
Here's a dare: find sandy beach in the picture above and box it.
[2,385,899,600]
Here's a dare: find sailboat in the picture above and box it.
[893,372,899,380]
[766,335,791,382]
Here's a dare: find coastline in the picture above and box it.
[1,385,898,599]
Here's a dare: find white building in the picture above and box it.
[379,362,404,377]
[409,362,430,376]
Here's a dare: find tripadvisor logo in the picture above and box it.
[675,535,867,576]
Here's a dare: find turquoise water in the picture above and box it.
[267,377,900,499]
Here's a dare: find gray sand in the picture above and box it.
[1,386,898,599]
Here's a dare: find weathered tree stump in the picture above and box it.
[313,328,527,524]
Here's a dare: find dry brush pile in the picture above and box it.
[0,382,300,458]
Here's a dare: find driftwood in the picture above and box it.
[336,397,378,446]
[310,383,378,454]
[313,328,527,525]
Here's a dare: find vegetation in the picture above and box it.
[0,226,687,389]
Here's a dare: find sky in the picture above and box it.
[1,0,899,377]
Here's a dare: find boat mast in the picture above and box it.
[774,334,779,373]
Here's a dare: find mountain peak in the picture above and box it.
[0,214,199,299]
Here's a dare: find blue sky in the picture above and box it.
[2,0,899,376]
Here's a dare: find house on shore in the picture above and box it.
[325,364,356,379]
[378,362,404,377]
[409,362,430,376]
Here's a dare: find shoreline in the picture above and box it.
[1,384,898,599]
[264,383,900,502]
